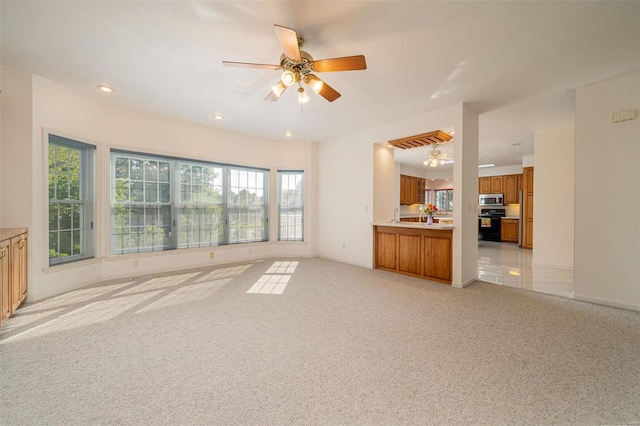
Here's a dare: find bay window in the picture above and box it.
[110,150,268,254]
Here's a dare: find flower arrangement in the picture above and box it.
[421,203,438,217]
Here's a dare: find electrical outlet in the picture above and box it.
[342,243,346,249]
[133,260,139,268]
[209,251,215,259]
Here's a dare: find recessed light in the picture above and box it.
[212,114,224,120]
[478,163,496,168]
[96,84,115,93]
[284,131,293,137]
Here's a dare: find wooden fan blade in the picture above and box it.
[312,55,367,72]
[315,79,341,102]
[273,24,301,61]
[222,61,279,70]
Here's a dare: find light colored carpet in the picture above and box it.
[1,257,639,425]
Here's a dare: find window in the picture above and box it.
[278,171,304,241]
[48,134,95,265]
[110,150,268,254]
[112,153,172,253]
[435,189,453,211]
[177,162,224,248]
[228,167,268,244]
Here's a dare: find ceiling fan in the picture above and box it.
[424,143,453,167]
[222,24,366,103]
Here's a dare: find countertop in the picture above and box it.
[501,216,520,220]
[400,214,453,219]
[0,228,28,241]
[373,222,454,230]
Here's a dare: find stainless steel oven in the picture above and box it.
[479,193,504,207]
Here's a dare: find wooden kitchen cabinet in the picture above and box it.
[399,217,419,222]
[374,225,452,284]
[522,167,534,249]
[490,176,503,194]
[479,173,523,204]
[479,177,492,194]
[0,229,28,328]
[479,175,504,194]
[400,174,426,205]
[503,174,521,204]
[500,219,519,243]
[1,238,10,326]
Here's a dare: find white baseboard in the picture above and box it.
[574,294,640,312]
[531,261,573,270]
[452,277,476,289]
[317,254,373,270]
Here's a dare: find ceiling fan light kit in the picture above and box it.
[297,87,310,104]
[223,24,366,105]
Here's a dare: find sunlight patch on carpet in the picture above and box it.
[247,274,290,295]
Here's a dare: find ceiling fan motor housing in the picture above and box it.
[280,51,315,79]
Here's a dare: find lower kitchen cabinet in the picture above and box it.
[500,219,519,243]
[374,225,452,284]
[1,229,28,328]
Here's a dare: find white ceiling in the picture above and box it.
[2,1,639,168]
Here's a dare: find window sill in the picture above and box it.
[42,257,101,273]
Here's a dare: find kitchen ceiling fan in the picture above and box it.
[222,24,366,103]
[424,143,453,167]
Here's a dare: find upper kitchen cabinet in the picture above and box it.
[503,174,520,204]
[490,176,503,194]
[479,177,491,194]
[479,176,504,194]
[479,173,523,203]
[400,174,426,205]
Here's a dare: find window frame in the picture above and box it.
[434,188,454,212]
[47,134,96,266]
[110,149,269,255]
[111,152,174,254]
[277,170,304,242]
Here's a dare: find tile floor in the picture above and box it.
[477,241,574,298]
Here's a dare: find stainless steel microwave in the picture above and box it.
[479,194,504,206]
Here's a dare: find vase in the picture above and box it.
[426,215,433,225]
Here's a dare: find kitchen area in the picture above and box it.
[373,129,539,289]
[477,168,534,248]
[394,169,534,247]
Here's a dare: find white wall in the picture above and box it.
[532,123,574,269]
[2,68,318,301]
[373,144,395,223]
[1,67,33,228]
[478,164,523,177]
[575,72,640,311]
[317,132,374,268]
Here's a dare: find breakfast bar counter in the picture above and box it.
[373,223,452,284]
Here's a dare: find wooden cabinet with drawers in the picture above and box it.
[1,229,28,328]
